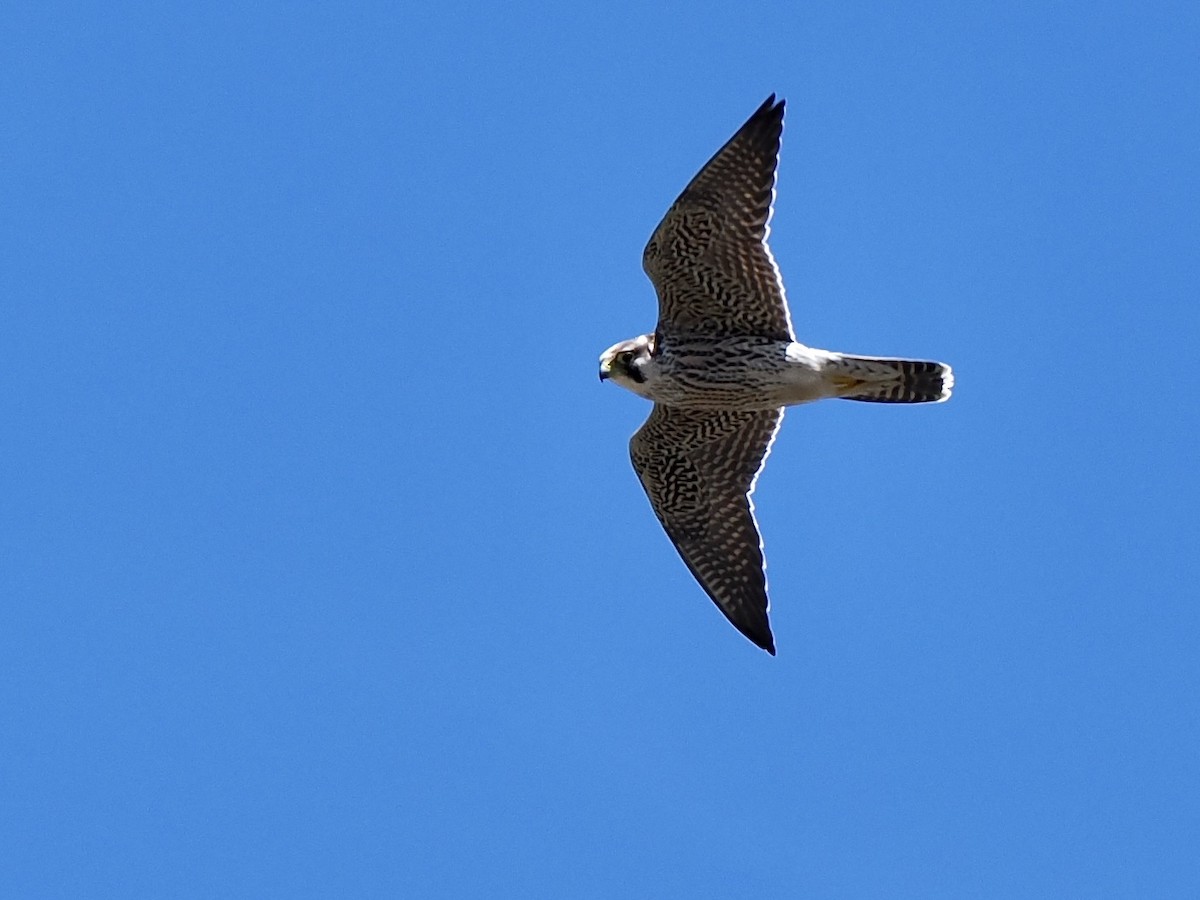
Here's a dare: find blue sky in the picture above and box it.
[3,0,1198,896]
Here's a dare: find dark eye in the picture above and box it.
[621,351,634,364]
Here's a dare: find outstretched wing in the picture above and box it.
[629,404,784,654]
[642,95,793,342]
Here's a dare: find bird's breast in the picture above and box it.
[642,338,828,410]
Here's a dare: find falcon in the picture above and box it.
[599,95,953,655]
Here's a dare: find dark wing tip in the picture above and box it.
[706,95,781,148]
[751,93,785,122]
[724,605,775,654]
[748,628,777,657]
[730,94,784,158]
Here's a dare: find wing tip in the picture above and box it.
[739,622,777,655]
[755,92,785,118]
[742,93,785,147]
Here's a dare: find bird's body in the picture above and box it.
[604,333,935,411]
[599,95,953,654]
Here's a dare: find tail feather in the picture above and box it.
[835,356,953,404]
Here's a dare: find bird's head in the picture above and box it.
[598,333,656,398]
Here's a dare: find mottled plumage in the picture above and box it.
[600,95,953,654]
[643,96,793,342]
[629,406,782,652]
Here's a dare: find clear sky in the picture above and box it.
[3,0,1198,896]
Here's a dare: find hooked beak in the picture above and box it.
[598,361,611,382]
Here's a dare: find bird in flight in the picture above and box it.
[599,95,953,655]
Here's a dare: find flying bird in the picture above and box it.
[599,95,953,655]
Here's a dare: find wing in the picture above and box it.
[642,95,794,342]
[629,404,784,654]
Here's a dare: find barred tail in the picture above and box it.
[835,356,954,404]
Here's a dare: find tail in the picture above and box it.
[833,356,954,404]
